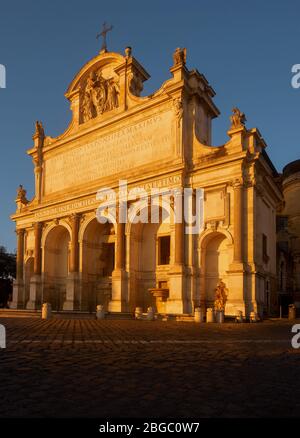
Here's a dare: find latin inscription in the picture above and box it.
[34,175,182,220]
[44,111,174,194]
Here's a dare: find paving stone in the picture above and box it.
[0,317,299,417]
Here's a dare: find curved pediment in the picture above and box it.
[65,51,125,98]
[62,49,151,130]
[65,52,125,127]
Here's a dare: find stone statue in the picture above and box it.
[128,72,143,96]
[173,98,183,123]
[214,280,228,311]
[173,47,187,66]
[32,121,45,166]
[111,80,119,109]
[95,71,107,114]
[82,93,93,122]
[16,185,29,205]
[230,107,246,129]
[86,72,100,114]
[104,79,119,112]
[34,121,45,139]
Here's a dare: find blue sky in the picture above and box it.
[0,0,299,251]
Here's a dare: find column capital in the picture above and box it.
[69,212,81,223]
[231,177,245,189]
[15,228,25,236]
[34,221,43,230]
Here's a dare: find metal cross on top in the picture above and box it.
[96,22,113,53]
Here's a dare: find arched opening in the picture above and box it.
[81,219,115,312]
[24,257,34,307]
[202,233,230,308]
[129,209,172,312]
[43,225,70,311]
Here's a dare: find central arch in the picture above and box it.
[128,203,174,312]
[81,218,116,312]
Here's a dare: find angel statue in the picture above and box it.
[230,107,246,129]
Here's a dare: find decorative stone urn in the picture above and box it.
[134,307,143,320]
[42,302,52,320]
[96,304,105,320]
[148,288,169,314]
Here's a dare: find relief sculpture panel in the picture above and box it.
[80,69,119,123]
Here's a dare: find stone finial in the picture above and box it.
[173,47,187,67]
[96,22,113,53]
[230,107,246,130]
[125,46,132,58]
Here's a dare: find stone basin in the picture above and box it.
[148,288,169,313]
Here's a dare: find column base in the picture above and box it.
[226,269,246,316]
[166,264,188,314]
[108,269,128,312]
[225,300,246,317]
[246,300,263,320]
[165,299,185,314]
[228,262,245,273]
[63,273,80,311]
[11,280,24,309]
[26,275,42,310]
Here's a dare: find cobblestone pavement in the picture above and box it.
[0,318,299,418]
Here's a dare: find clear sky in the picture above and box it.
[0,0,299,251]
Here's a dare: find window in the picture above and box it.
[262,234,269,263]
[276,216,288,233]
[158,236,170,265]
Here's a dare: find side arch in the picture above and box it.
[42,224,71,310]
[41,221,72,249]
[198,229,233,309]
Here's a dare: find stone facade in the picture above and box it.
[11,46,283,318]
[276,160,300,314]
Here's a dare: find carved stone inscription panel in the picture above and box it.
[44,111,174,195]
